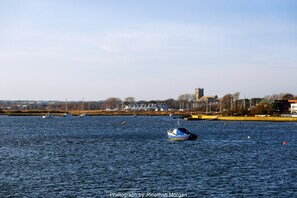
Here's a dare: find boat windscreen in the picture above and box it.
[178,128,190,134]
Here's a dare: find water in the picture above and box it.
[0,116,296,197]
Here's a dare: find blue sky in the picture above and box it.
[0,0,296,101]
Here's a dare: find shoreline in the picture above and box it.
[1,110,297,122]
[188,115,297,122]
[0,110,185,117]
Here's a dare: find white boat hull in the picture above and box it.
[167,128,197,141]
[42,113,54,118]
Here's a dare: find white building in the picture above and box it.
[291,104,297,114]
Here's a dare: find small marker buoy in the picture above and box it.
[283,141,287,145]
[247,136,251,139]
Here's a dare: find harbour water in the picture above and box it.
[0,116,296,197]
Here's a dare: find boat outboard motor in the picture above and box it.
[188,133,197,140]
[178,128,197,140]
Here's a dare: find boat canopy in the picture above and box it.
[173,128,190,135]
[177,128,190,134]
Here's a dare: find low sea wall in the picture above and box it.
[189,115,297,122]
[219,116,297,122]
[2,110,297,122]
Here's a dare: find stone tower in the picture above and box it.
[195,88,204,102]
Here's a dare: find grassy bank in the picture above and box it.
[1,110,189,117]
[3,110,297,122]
[218,116,297,122]
[189,115,297,122]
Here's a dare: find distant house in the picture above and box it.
[198,95,219,103]
[288,100,297,114]
[124,103,168,111]
[258,99,291,114]
[272,100,291,114]
[258,99,297,114]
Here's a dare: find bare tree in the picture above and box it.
[124,97,136,104]
[232,92,240,110]
[221,94,232,110]
[178,94,194,109]
[221,92,240,111]
[164,98,179,109]
[281,93,295,100]
[265,93,297,100]
[178,94,194,102]
[105,97,122,110]
[265,93,283,100]
[232,92,240,101]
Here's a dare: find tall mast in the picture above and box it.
[244,94,246,109]
[82,97,85,111]
[48,101,51,112]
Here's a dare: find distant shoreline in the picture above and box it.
[188,115,297,122]
[0,110,185,117]
[1,110,297,122]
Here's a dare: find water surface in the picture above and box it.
[0,116,296,197]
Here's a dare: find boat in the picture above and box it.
[42,113,54,119]
[43,101,54,118]
[170,115,184,119]
[184,115,219,121]
[62,112,72,117]
[79,112,88,118]
[79,98,88,117]
[62,99,72,117]
[167,127,197,140]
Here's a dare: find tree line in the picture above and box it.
[220,92,296,116]
[1,93,296,115]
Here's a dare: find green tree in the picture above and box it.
[250,102,273,115]
[281,93,294,100]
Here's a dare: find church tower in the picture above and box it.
[195,88,204,102]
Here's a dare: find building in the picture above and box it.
[198,95,219,103]
[193,87,204,109]
[124,103,168,111]
[193,87,220,112]
[288,100,297,114]
[194,88,204,102]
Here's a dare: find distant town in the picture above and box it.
[1,88,297,117]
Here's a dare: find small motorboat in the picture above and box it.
[167,127,197,140]
[62,112,72,117]
[79,113,88,118]
[42,113,54,119]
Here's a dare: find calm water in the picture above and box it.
[0,116,296,197]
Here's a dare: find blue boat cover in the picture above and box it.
[174,128,187,135]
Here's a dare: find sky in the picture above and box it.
[0,0,296,101]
